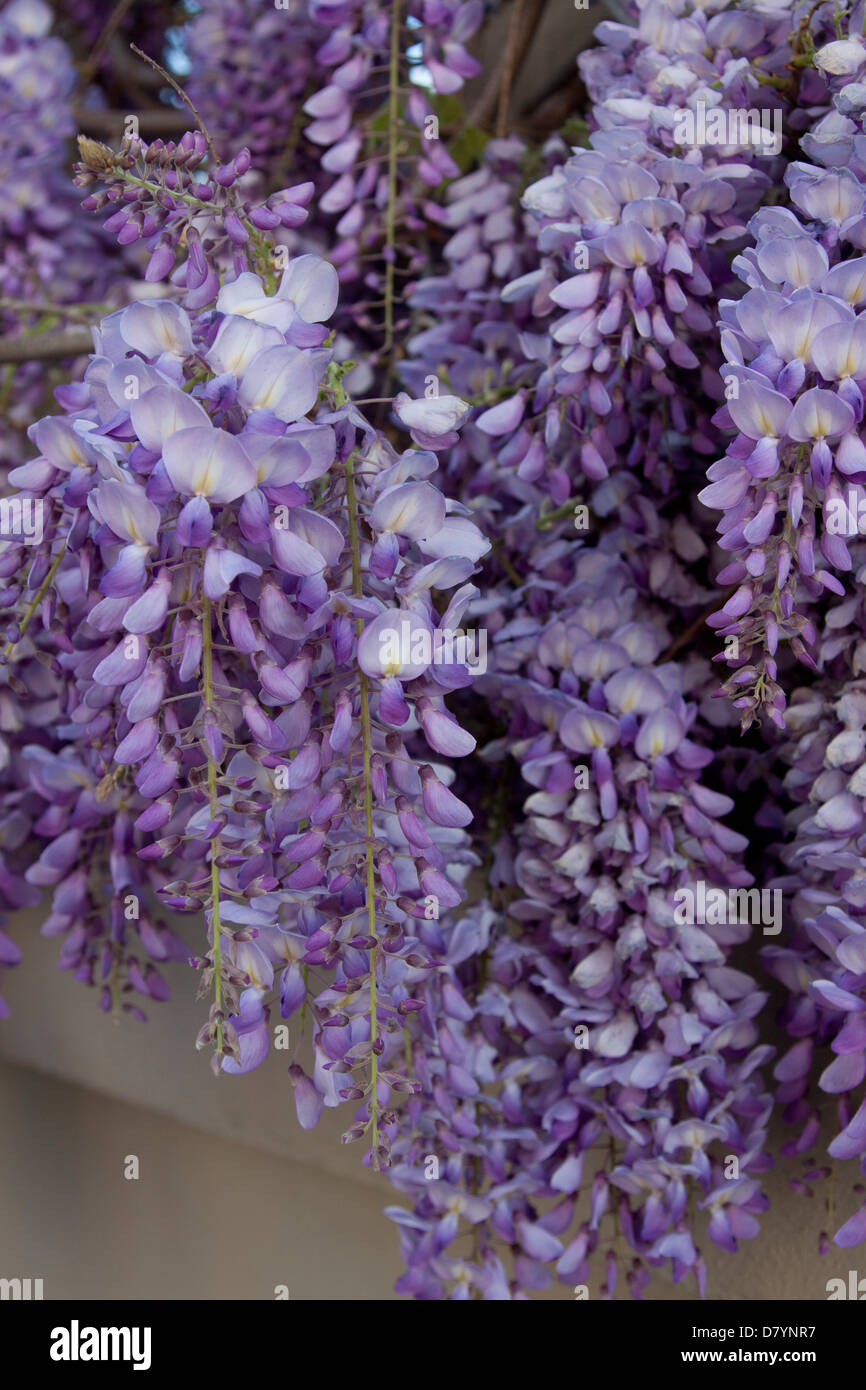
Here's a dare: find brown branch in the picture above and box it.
[465,54,500,128]
[0,330,94,364]
[659,588,737,663]
[129,44,220,166]
[519,54,583,113]
[107,38,165,90]
[517,68,586,141]
[469,0,548,133]
[78,0,137,87]
[0,297,105,323]
[496,0,531,139]
[73,106,190,136]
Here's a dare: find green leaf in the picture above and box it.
[450,124,490,174]
[431,93,465,126]
[560,116,591,148]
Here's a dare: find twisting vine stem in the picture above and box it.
[130,43,221,166]
[3,542,68,659]
[79,0,136,87]
[384,0,403,354]
[343,448,381,1164]
[201,594,225,1062]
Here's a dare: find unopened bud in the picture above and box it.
[77,135,116,174]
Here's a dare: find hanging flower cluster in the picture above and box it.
[185,0,483,377]
[703,111,866,727]
[757,561,866,1249]
[0,239,491,1166]
[374,0,864,1295]
[0,0,120,465]
[74,129,316,306]
[385,542,773,1298]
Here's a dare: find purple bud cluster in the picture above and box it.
[74,131,315,307]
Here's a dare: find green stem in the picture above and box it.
[344,449,381,1164]
[490,537,522,587]
[536,497,586,529]
[299,963,310,1036]
[110,939,122,1023]
[4,542,67,659]
[122,170,211,212]
[751,69,791,89]
[0,364,15,415]
[201,595,224,1055]
[384,0,403,353]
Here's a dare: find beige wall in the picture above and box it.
[0,909,860,1301]
[0,1057,857,1303]
[0,1056,403,1301]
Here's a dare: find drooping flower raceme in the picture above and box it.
[702,159,866,727]
[0,249,489,1168]
[0,0,120,467]
[761,667,866,1249]
[385,543,773,1298]
[74,129,316,309]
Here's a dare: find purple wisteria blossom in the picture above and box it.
[703,160,866,726]
[0,0,120,466]
[74,130,315,307]
[1,248,488,1169]
[762,674,866,1248]
[386,547,773,1298]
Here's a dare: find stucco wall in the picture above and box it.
[0,908,859,1301]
